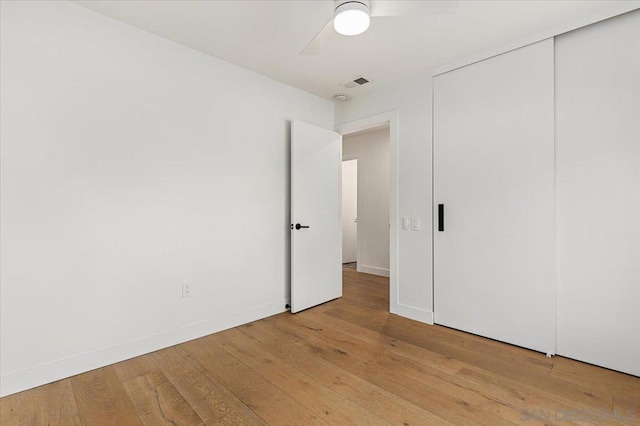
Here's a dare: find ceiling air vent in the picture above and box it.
[344,76,372,89]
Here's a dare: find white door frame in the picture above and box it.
[335,110,399,313]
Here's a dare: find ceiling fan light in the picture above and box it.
[333,2,370,36]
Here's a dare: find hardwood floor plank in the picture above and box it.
[181,336,327,425]
[151,345,265,425]
[301,308,466,375]
[453,367,598,426]
[326,303,555,375]
[112,354,162,383]
[550,356,640,397]
[0,379,81,426]
[112,353,205,424]
[205,328,391,425]
[322,303,614,412]
[377,320,613,412]
[276,312,536,425]
[0,389,34,425]
[237,320,454,425]
[122,371,205,426]
[70,366,143,425]
[259,318,501,424]
[613,391,640,425]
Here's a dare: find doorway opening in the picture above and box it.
[335,111,398,315]
[341,159,358,267]
[341,125,391,276]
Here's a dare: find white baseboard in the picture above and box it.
[356,264,390,277]
[0,299,288,397]
[391,303,434,325]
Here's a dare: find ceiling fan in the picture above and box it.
[301,0,459,55]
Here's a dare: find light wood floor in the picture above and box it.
[2,268,639,425]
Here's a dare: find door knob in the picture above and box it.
[295,223,310,230]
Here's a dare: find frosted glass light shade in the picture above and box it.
[334,3,370,36]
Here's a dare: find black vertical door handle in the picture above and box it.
[438,204,444,232]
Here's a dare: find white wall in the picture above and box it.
[0,0,333,396]
[335,75,433,322]
[342,128,390,276]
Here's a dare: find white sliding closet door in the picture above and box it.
[434,39,555,354]
[556,11,640,376]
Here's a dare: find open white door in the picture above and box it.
[291,120,342,313]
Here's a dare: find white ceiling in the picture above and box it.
[74,0,639,100]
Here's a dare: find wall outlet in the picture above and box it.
[411,217,421,231]
[182,283,192,298]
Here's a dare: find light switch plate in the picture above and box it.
[402,217,409,230]
[411,217,421,231]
